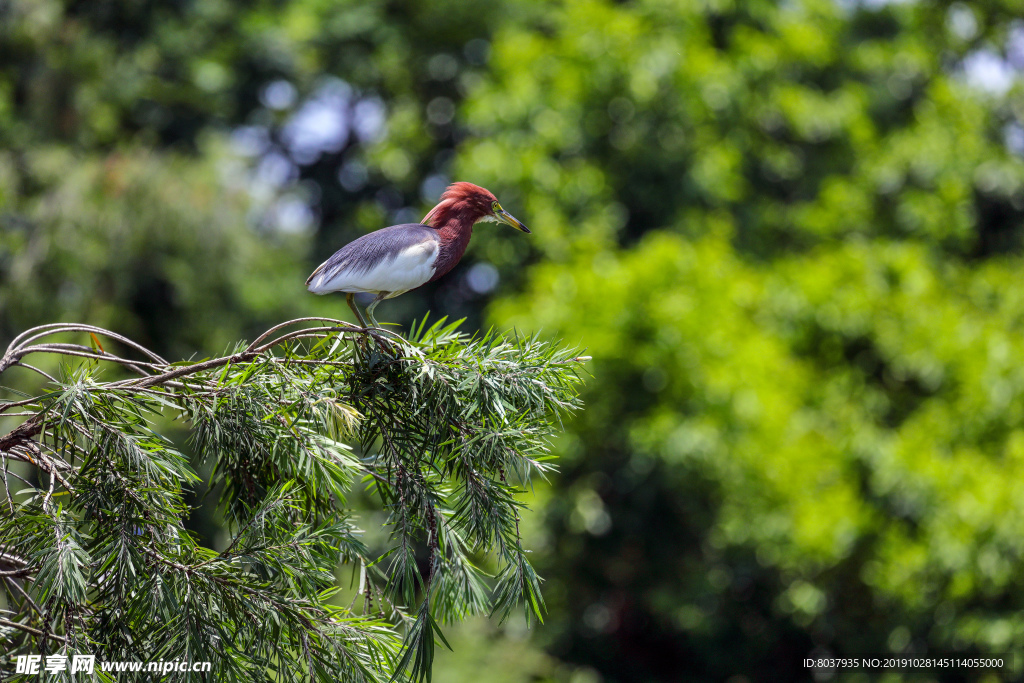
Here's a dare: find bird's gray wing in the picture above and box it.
[306,223,439,287]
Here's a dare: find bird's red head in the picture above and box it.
[422,182,496,227]
[423,182,530,233]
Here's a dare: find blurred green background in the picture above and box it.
[3,0,1024,680]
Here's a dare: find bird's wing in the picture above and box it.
[306,224,441,295]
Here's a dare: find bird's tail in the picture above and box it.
[305,262,326,287]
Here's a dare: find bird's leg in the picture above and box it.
[346,293,369,328]
[365,292,389,328]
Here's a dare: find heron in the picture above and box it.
[306,182,530,327]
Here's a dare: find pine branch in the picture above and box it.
[0,317,586,682]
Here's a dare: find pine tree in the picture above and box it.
[0,318,586,681]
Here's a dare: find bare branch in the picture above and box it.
[0,398,40,415]
[0,618,66,642]
[6,322,167,364]
[0,418,42,453]
[13,362,59,384]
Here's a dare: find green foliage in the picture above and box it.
[494,228,1024,676]
[0,146,319,359]
[0,320,584,681]
[447,0,1024,275]
[5,0,1024,680]
[431,0,1024,679]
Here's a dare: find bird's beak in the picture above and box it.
[496,208,531,233]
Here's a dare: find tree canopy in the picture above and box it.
[0,319,584,681]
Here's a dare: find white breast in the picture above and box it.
[308,239,439,295]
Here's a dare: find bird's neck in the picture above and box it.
[430,219,474,281]
[424,198,487,281]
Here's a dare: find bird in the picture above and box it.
[306,182,530,327]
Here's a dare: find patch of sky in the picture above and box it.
[1006,124,1024,157]
[260,80,297,110]
[389,207,421,225]
[353,98,386,143]
[420,174,449,203]
[281,78,353,165]
[946,3,978,41]
[834,0,915,12]
[465,262,500,295]
[338,160,369,192]
[271,196,316,234]
[232,77,391,235]
[230,126,271,157]
[963,49,1017,95]
[1008,21,1024,70]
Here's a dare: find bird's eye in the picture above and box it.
[492,201,501,213]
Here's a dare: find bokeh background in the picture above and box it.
[3,0,1024,680]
